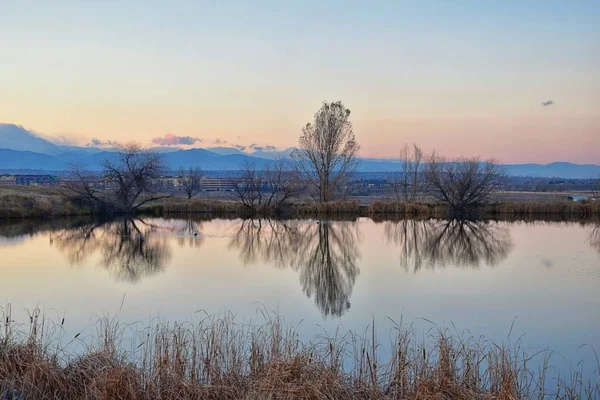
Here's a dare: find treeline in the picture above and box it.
[57,101,517,218]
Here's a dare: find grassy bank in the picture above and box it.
[1,310,597,399]
[0,185,90,219]
[147,197,246,216]
[484,201,600,218]
[365,200,600,218]
[150,198,600,219]
[2,185,599,219]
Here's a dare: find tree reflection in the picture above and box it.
[384,219,513,271]
[591,224,600,254]
[51,218,171,283]
[228,219,360,317]
[174,219,205,248]
[0,218,91,246]
[292,222,360,317]
[228,219,301,267]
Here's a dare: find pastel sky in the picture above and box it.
[1,1,599,163]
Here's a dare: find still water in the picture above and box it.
[1,217,599,377]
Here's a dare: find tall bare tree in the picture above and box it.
[177,166,204,199]
[393,143,424,202]
[424,153,505,214]
[232,158,300,213]
[293,101,360,202]
[64,143,169,214]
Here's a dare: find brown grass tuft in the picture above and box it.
[0,185,87,219]
[293,200,360,216]
[1,307,598,399]
[154,199,245,216]
[367,201,447,218]
[485,201,600,217]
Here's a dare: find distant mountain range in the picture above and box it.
[1,123,599,178]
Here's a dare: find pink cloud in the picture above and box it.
[152,133,202,146]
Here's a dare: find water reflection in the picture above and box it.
[383,219,513,271]
[294,222,360,317]
[174,219,205,248]
[591,224,600,253]
[228,219,301,267]
[2,216,597,315]
[0,218,90,246]
[51,218,171,283]
[228,220,360,317]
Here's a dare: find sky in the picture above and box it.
[0,0,599,163]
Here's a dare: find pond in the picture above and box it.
[1,216,599,380]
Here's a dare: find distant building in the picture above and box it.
[0,175,17,185]
[1,174,59,186]
[14,174,59,186]
[200,177,243,191]
[153,177,244,192]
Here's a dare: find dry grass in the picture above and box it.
[0,185,88,219]
[2,184,600,220]
[367,200,600,219]
[485,201,600,218]
[367,201,447,218]
[0,307,598,399]
[150,198,246,216]
[293,200,360,216]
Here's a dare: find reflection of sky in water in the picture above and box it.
[0,236,27,246]
[0,217,599,380]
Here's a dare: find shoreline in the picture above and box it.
[1,185,599,220]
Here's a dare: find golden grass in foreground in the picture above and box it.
[1,308,598,399]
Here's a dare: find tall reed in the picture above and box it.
[485,201,600,217]
[1,307,598,399]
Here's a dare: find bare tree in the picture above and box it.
[265,158,301,207]
[424,153,505,214]
[232,159,300,213]
[64,143,169,214]
[393,143,424,201]
[293,101,360,202]
[61,166,111,213]
[232,160,264,212]
[177,166,204,199]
